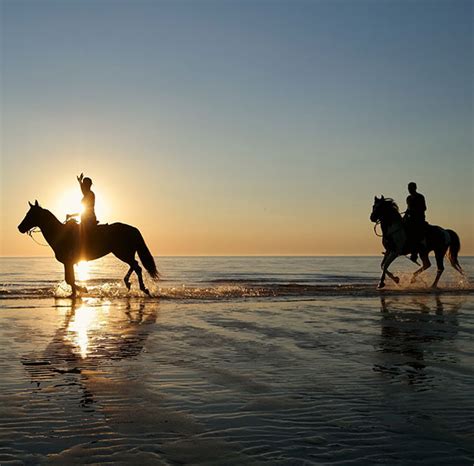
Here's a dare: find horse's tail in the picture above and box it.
[137,232,159,280]
[446,229,463,273]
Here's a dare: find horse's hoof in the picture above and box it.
[143,288,151,297]
[377,282,385,290]
[393,276,400,284]
[410,277,417,284]
[125,282,131,291]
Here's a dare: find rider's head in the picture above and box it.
[408,182,417,194]
[82,177,93,190]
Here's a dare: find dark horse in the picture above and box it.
[370,196,463,289]
[18,201,159,297]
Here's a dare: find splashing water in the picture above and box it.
[1,256,472,301]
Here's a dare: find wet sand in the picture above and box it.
[1,295,473,465]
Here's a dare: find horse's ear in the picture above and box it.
[28,201,33,208]
[34,200,39,207]
[374,196,379,201]
[381,195,384,200]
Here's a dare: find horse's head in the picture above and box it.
[18,200,43,233]
[370,195,384,222]
[370,195,399,223]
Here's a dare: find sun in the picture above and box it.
[52,187,110,223]
[53,188,84,222]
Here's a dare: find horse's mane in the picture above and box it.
[39,206,63,225]
[382,198,399,212]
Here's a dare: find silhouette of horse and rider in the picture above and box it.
[18,174,159,297]
[18,176,463,294]
[67,173,98,229]
[370,182,463,289]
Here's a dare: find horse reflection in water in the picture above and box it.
[22,299,158,409]
[374,296,463,389]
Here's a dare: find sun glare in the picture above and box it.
[75,261,90,281]
[53,187,110,223]
[54,188,83,222]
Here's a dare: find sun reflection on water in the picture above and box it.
[66,299,109,359]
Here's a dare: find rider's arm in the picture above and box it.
[421,195,426,212]
[77,173,86,195]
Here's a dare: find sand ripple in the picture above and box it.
[0,295,473,464]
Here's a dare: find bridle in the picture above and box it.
[372,201,406,238]
[373,220,383,237]
[27,227,49,247]
[372,204,384,237]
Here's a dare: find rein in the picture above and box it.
[27,228,49,247]
[373,220,383,237]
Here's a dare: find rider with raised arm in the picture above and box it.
[404,182,427,263]
[67,173,98,228]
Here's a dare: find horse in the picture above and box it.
[18,200,159,297]
[370,195,463,289]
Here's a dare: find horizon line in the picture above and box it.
[2,254,474,259]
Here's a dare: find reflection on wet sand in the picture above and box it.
[2,294,472,464]
[375,295,464,388]
[19,298,246,464]
[22,298,158,408]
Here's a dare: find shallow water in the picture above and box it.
[1,258,473,464]
[1,256,473,299]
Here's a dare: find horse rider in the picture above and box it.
[67,173,98,231]
[404,181,427,263]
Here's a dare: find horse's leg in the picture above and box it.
[76,284,88,293]
[64,263,77,297]
[378,251,397,289]
[431,249,447,289]
[124,266,133,291]
[112,251,140,292]
[132,260,151,296]
[410,254,431,284]
[386,270,400,284]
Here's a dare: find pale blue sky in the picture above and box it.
[1,0,472,255]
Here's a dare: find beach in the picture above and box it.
[1,257,473,464]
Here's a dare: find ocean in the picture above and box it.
[2,255,473,299]
[1,256,473,464]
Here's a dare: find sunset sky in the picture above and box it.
[1,0,472,256]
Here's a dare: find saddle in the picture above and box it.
[64,219,108,249]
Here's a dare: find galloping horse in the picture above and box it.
[18,201,159,297]
[370,196,463,289]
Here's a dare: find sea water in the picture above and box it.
[1,256,473,299]
[1,256,473,464]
